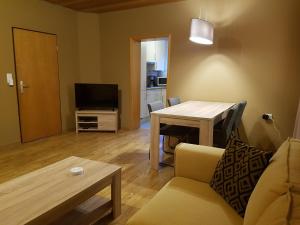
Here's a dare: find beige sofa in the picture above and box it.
[127,138,300,225]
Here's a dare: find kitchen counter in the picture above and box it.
[141,86,167,118]
[146,86,166,90]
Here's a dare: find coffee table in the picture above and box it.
[0,156,121,225]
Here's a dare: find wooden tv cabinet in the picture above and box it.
[75,109,118,133]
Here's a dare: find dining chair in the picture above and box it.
[148,101,191,167]
[213,105,239,147]
[233,101,247,138]
[167,97,181,106]
[147,101,164,113]
[147,102,190,150]
[148,101,191,150]
[188,105,239,148]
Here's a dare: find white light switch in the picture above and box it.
[6,73,14,86]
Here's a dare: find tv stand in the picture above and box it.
[75,109,118,133]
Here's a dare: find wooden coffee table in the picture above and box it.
[0,156,121,225]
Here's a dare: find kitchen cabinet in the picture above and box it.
[147,87,166,106]
[141,88,167,119]
[146,41,156,62]
[140,90,149,119]
[147,88,162,103]
[145,40,168,73]
[162,88,167,106]
[155,40,168,72]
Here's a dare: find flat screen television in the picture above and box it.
[75,83,118,110]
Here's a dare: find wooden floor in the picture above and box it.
[0,127,174,225]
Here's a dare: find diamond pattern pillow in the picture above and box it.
[210,138,273,217]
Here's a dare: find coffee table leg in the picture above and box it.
[112,170,121,218]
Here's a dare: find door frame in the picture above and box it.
[129,34,172,130]
[12,27,62,142]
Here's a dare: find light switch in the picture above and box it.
[6,73,14,86]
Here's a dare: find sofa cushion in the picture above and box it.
[244,138,300,225]
[290,192,300,224]
[255,190,300,225]
[127,177,243,225]
[210,138,272,217]
[255,192,291,225]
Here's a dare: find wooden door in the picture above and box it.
[129,38,141,129]
[13,28,62,142]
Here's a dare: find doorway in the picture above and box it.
[129,35,171,130]
[140,38,169,129]
[13,28,62,142]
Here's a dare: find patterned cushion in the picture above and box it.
[209,138,273,217]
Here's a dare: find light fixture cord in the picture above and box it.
[271,118,283,142]
[199,8,207,20]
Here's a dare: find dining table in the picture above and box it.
[150,100,236,170]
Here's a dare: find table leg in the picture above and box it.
[199,120,213,146]
[150,114,160,170]
[111,170,121,218]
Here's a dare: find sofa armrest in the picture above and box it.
[175,143,225,183]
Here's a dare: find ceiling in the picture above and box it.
[44,0,185,13]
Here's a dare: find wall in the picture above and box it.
[0,0,79,146]
[98,0,300,149]
[77,12,102,83]
[1,0,298,149]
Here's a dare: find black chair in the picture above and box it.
[233,101,247,138]
[167,97,181,106]
[148,101,192,167]
[213,105,239,147]
[148,101,191,151]
[147,101,165,113]
[167,97,202,145]
[188,105,239,148]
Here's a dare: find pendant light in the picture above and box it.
[189,9,214,45]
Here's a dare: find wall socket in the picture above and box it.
[262,113,273,121]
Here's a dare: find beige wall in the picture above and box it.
[77,12,102,83]
[0,0,79,146]
[1,0,299,149]
[99,0,300,149]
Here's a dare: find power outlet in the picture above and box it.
[262,113,273,121]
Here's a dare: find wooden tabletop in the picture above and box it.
[151,101,236,120]
[0,156,121,225]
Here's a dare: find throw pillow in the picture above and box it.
[210,138,273,217]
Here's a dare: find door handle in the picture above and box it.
[20,81,29,94]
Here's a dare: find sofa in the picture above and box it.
[127,138,300,225]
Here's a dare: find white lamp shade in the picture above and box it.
[189,18,214,45]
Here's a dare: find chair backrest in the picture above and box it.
[222,105,239,141]
[234,100,247,129]
[147,101,164,116]
[168,97,181,106]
